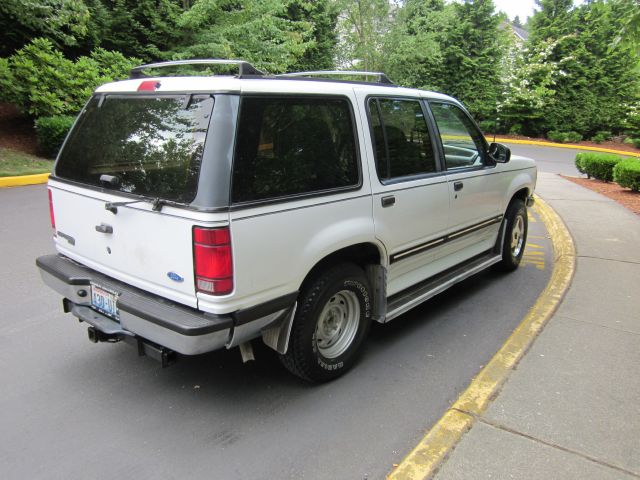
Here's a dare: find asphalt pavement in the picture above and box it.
[3,143,634,480]
[0,183,551,479]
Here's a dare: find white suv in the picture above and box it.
[37,60,536,382]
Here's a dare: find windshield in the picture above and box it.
[55,94,214,203]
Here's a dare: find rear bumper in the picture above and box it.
[36,254,294,356]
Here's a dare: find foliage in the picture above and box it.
[547,130,582,143]
[99,0,183,62]
[0,38,139,118]
[286,0,339,71]
[575,152,587,174]
[613,158,640,191]
[175,0,315,73]
[0,147,53,177]
[0,0,91,56]
[633,138,640,149]
[335,0,391,71]
[515,0,640,137]
[590,131,612,143]
[35,115,76,157]
[383,0,507,120]
[576,152,624,181]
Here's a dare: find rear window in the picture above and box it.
[55,94,214,203]
[232,97,359,203]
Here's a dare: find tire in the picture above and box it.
[279,263,372,383]
[496,198,528,272]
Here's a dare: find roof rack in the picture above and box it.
[129,59,265,79]
[277,70,395,85]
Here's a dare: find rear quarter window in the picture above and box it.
[231,96,359,203]
[55,94,214,203]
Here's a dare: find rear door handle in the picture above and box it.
[453,181,464,192]
[381,195,396,208]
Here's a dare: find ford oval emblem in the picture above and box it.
[167,271,184,283]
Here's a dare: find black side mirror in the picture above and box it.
[488,142,511,163]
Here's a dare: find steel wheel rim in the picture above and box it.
[511,214,525,257]
[315,290,360,359]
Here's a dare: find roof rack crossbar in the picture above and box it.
[129,59,265,79]
[278,70,395,85]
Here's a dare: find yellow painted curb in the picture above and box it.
[493,137,640,158]
[0,173,50,188]
[388,196,576,480]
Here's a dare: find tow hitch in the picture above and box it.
[87,326,177,368]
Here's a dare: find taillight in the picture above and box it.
[193,226,233,295]
[48,189,56,232]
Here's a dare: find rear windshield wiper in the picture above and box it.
[105,197,167,214]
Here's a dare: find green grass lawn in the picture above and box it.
[0,147,53,177]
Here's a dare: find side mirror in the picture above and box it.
[488,142,511,163]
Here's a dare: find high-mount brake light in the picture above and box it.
[137,80,160,92]
[193,226,233,295]
[48,189,56,232]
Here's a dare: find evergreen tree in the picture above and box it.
[440,0,507,120]
[519,0,639,136]
[100,0,183,62]
[286,0,339,71]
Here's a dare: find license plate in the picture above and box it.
[90,284,119,320]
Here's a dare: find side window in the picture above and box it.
[368,98,437,181]
[232,97,359,203]
[429,102,486,170]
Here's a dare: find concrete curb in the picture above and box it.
[494,137,640,157]
[387,196,576,480]
[0,173,50,188]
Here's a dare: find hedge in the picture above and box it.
[35,115,75,158]
[574,153,624,182]
[613,159,640,192]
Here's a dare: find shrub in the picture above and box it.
[575,153,587,175]
[0,38,139,118]
[564,131,583,143]
[35,115,75,157]
[548,130,583,143]
[578,153,624,182]
[590,131,611,144]
[547,130,567,143]
[633,138,640,149]
[614,159,640,191]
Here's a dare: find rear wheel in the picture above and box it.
[497,198,528,272]
[280,263,372,383]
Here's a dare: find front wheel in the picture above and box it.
[279,263,372,383]
[496,199,528,272]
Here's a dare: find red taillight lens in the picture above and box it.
[193,226,233,295]
[48,189,56,232]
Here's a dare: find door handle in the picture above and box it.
[453,181,464,192]
[95,223,113,234]
[381,195,396,208]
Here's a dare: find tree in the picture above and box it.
[383,0,507,120]
[175,0,315,73]
[335,0,392,71]
[286,0,339,71]
[439,0,508,120]
[522,0,639,136]
[382,0,450,89]
[0,0,91,56]
[99,0,183,61]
